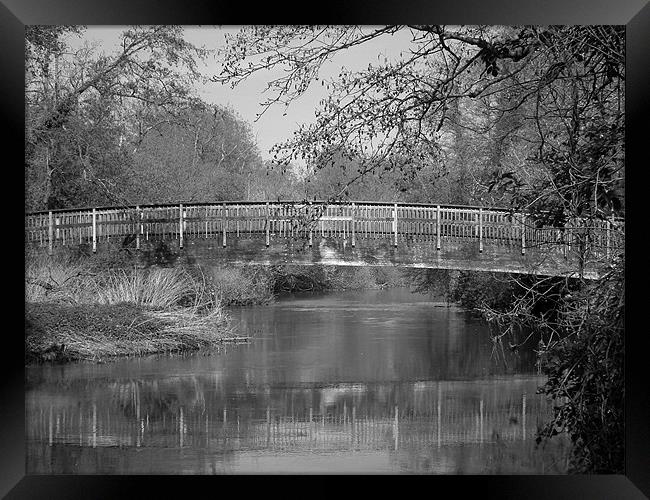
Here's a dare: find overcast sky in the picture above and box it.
[66,26,413,161]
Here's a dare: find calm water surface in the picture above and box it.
[26,288,569,474]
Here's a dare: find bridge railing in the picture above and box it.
[25,201,624,260]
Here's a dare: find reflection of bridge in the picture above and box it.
[25,201,624,278]
[27,380,551,456]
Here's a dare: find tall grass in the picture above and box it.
[25,255,235,362]
[25,253,94,304]
[26,255,218,312]
[94,268,195,309]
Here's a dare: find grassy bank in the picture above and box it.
[25,253,235,363]
[25,250,410,362]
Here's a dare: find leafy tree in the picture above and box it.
[249,160,305,201]
[26,25,209,210]
[122,103,265,203]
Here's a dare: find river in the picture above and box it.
[26,287,570,474]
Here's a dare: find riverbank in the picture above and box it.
[25,302,236,363]
[25,251,408,362]
[25,253,236,363]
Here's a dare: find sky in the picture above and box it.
[65,26,414,161]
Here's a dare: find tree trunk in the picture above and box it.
[449,98,469,204]
[44,144,52,210]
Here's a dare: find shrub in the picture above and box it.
[536,262,624,473]
[209,265,274,305]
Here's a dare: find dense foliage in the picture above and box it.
[535,261,624,473]
[25,26,267,211]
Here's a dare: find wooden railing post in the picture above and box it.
[222,202,227,247]
[136,205,141,250]
[351,202,356,247]
[266,202,270,247]
[436,205,441,251]
[478,208,483,253]
[205,206,209,238]
[393,203,398,247]
[48,211,53,255]
[179,203,184,249]
[92,208,97,253]
[236,204,240,238]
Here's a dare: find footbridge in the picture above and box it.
[25,201,624,279]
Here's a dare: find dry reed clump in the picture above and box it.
[92,267,198,309]
[26,256,216,311]
[25,256,238,362]
[25,253,95,304]
[25,302,234,363]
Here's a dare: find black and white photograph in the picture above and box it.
[20,21,630,481]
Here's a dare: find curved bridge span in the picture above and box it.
[25,201,623,279]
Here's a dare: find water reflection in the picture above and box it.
[26,288,569,474]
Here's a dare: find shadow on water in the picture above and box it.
[26,287,570,474]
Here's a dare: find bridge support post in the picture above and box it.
[436,205,441,251]
[48,211,53,256]
[92,208,97,253]
[179,203,184,249]
[479,208,483,253]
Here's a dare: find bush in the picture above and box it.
[536,263,624,473]
[209,265,274,305]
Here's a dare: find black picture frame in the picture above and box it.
[3,1,648,498]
